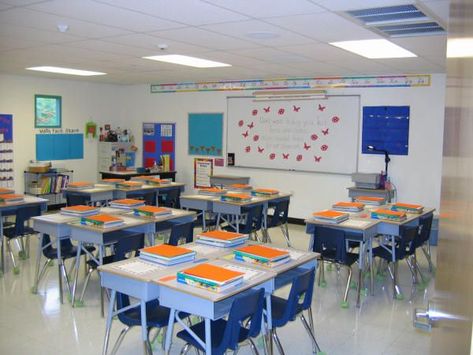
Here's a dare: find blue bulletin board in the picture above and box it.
[142,123,176,170]
[362,106,410,155]
[36,134,84,160]
[188,113,223,156]
[0,114,13,142]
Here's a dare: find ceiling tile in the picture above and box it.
[310,0,413,12]
[419,0,450,25]
[381,57,445,73]
[95,0,249,26]
[0,23,82,44]
[391,35,447,57]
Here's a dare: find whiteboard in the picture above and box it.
[227,96,360,174]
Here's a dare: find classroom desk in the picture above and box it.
[100,170,177,182]
[64,185,115,206]
[179,194,219,231]
[113,182,185,202]
[0,196,48,275]
[209,174,250,187]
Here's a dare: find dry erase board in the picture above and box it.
[226,96,360,174]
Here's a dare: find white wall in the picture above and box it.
[121,73,446,219]
[0,74,121,189]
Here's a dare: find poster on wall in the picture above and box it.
[194,158,213,188]
[143,122,176,171]
[0,114,14,188]
[188,113,223,156]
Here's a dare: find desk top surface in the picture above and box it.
[100,170,176,176]
[0,196,48,209]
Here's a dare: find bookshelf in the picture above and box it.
[24,169,73,209]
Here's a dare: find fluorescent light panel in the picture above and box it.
[26,66,106,76]
[447,38,473,58]
[142,54,231,68]
[329,39,417,59]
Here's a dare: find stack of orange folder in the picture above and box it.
[140,244,195,265]
[110,198,145,209]
[60,205,99,217]
[177,263,244,293]
[234,245,290,267]
[196,230,248,247]
[312,210,349,223]
[80,214,124,228]
[0,193,24,203]
[133,205,172,217]
[67,181,94,190]
[332,201,365,212]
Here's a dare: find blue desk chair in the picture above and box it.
[267,267,322,355]
[3,205,42,273]
[66,193,91,206]
[177,288,265,355]
[127,191,156,206]
[312,226,359,308]
[167,221,194,246]
[415,214,435,272]
[265,200,291,246]
[372,225,419,299]
[223,204,263,239]
[79,232,144,314]
[159,188,181,208]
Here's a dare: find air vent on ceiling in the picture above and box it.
[346,4,446,38]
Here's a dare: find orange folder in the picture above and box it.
[135,206,170,213]
[230,184,252,189]
[181,263,244,284]
[373,209,406,218]
[112,198,144,205]
[254,188,279,194]
[0,188,14,194]
[61,205,98,212]
[393,202,423,209]
[68,181,93,187]
[199,187,225,193]
[102,178,125,183]
[119,181,142,187]
[312,210,348,218]
[235,245,289,260]
[333,202,365,208]
[141,244,193,258]
[224,193,251,199]
[198,230,245,241]
[356,196,384,202]
[85,214,123,223]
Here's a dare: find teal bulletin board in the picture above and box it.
[188,113,223,156]
[36,134,84,160]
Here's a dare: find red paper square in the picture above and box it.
[144,158,155,168]
[161,140,174,153]
[144,141,156,153]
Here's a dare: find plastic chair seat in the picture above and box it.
[42,237,95,260]
[4,226,36,239]
[118,298,176,328]
[319,250,359,266]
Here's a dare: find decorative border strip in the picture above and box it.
[150,74,431,93]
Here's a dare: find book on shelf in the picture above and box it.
[391,202,424,214]
[146,178,172,186]
[332,201,365,212]
[221,193,252,203]
[229,184,252,191]
[67,181,94,190]
[139,244,195,265]
[371,209,406,222]
[60,205,100,217]
[233,244,290,267]
[109,198,145,209]
[197,187,227,196]
[0,188,14,194]
[196,230,248,247]
[80,214,124,228]
[116,181,143,189]
[176,263,244,293]
[251,188,279,196]
[0,193,24,203]
[312,210,349,223]
[354,196,385,206]
[133,205,172,217]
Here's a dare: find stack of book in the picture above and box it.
[371,209,407,222]
[146,178,172,186]
[233,245,290,268]
[139,244,195,265]
[196,230,248,247]
[197,187,227,196]
[332,201,365,212]
[251,188,279,197]
[110,198,145,210]
[131,175,154,182]
[133,205,172,217]
[101,178,125,186]
[80,214,124,228]
[229,184,252,191]
[0,188,14,194]
[116,181,143,189]
[177,263,244,293]
[221,192,252,203]
[391,202,424,214]
[0,193,24,204]
[354,196,385,206]
[60,205,100,217]
[67,181,94,190]
[312,210,349,224]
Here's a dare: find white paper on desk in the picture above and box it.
[223,264,263,281]
[340,220,371,228]
[186,244,221,255]
[113,260,164,275]
[39,214,77,223]
[271,247,305,260]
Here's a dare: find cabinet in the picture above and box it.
[98,142,136,175]
[24,169,73,208]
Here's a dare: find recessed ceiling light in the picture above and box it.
[447,38,473,58]
[329,39,417,59]
[26,66,106,76]
[246,32,280,40]
[142,54,231,68]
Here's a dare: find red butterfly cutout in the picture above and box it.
[247,122,254,129]
[293,105,301,112]
[263,106,270,113]
[322,128,329,135]
[258,146,264,153]
[314,156,322,162]
[282,153,289,159]
[318,104,326,111]
[242,131,249,138]
[303,142,311,150]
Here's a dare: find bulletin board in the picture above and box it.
[142,122,176,170]
[226,96,360,174]
[36,134,84,160]
[188,113,223,156]
[0,114,14,188]
[362,106,410,155]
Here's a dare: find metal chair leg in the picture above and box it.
[272,329,285,355]
[406,257,418,284]
[110,326,131,355]
[6,239,18,272]
[306,307,321,353]
[79,267,94,303]
[300,313,321,354]
[343,266,353,304]
[356,268,362,308]
[280,223,291,247]
[249,338,260,355]
[421,245,434,272]
[180,343,191,355]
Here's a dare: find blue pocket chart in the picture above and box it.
[362,106,410,155]
[36,134,84,160]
